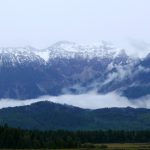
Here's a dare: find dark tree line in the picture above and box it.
[0,124,150,149]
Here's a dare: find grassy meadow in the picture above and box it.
[57,143,150,150]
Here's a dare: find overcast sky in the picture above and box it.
[0,0,150,56]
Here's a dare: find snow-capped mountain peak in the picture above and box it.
[47,41,126,60]
[0,41,135,66]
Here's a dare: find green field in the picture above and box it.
[57,143,150,150]
[95,143,150,150]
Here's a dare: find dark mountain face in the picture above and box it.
[0,57,116,99]
[0,101,150,130]
[0,42,149,100]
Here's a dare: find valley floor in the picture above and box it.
[95,143,150,150]
[2,143,150,150]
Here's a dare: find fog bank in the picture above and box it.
[0,92,150,109]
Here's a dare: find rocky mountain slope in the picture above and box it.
[0,41,149,100]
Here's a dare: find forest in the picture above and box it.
[0,124,150,149]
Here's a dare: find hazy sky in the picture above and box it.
[0,0,150,55]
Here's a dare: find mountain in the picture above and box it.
[0,101,150,130]
[0,41,143,99]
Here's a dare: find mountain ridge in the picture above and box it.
[0,41,149,100]
[0,101,150,130]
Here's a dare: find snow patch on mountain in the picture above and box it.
[35,50,50,61]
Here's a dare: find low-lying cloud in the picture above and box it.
[0,91,150,109]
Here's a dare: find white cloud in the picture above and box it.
[1,92,150,109]
[103,63,133,85]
